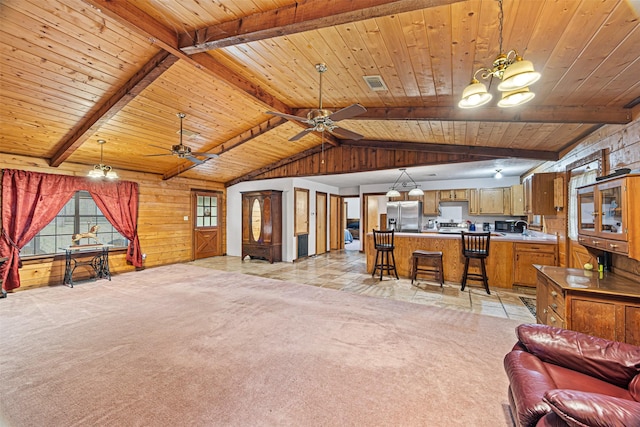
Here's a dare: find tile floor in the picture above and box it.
[190,249,537,323]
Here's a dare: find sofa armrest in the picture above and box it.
[543,389,640,427]
[504,350,555,427]
[516,324,640,388]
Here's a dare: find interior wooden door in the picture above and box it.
[316,192,327,255]
[329,194,341,250]
[192,190,222,260]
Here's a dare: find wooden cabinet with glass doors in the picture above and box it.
[576,174,639,260]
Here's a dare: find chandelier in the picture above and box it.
[386,168,424,197]
[88,139,118,179]
[459,0,541,109]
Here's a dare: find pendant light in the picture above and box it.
[386,168,424,197]
[459,0,540,109]
[88,139,118,179]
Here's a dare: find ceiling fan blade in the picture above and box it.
[266,111,308,123]
[330,126,364,140]
[191,152,219,158]
[327,104,366,122]
[185,155,205,165]
[289,128,314,141]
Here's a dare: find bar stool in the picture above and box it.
[411,250,444,286]
[460,231,491,294]
[372,229,398,280]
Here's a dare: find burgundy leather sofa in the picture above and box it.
[504,324,640,427]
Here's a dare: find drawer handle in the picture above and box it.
[551,303,557,310]
[543,308,548,314]
[593,240,600,245]
[550,316,557,324]
[551,291,558,297]
[609,244,618,248]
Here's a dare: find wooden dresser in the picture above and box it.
[241,190,282,263]
[535,265,640,345]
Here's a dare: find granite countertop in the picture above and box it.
[534,265,640,298]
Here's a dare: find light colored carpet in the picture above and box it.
[0,264,520,426]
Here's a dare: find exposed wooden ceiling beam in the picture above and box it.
[180,0,465,54]
[337,106,633,124]
[341,140,559,161]
[49,51,178,167]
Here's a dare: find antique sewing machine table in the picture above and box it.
[62,245,111,287]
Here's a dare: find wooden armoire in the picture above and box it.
[241,190,282,263]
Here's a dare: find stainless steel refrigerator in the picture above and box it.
[386,201,423,232]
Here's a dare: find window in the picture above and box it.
[21,191,128,256]
[196,194,218,227]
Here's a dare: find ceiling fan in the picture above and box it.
[266,63,366,141]
[146,113,218,165]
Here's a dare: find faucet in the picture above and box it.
[515,220,529,235]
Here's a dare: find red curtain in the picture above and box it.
[1,170,142,292]
[89,181,142,268]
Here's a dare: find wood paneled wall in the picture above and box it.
[1,154,225,291]
[246,145,492,182]
[532,117,640,278]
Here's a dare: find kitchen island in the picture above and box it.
[365,231,558,289]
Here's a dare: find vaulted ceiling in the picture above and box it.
[1,0,639,185]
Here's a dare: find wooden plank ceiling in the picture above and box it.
[1,0,639,184]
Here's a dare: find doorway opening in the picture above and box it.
[344,197,360,251]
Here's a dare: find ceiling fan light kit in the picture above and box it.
[266,63,366,141]
[88,139,118,179]
[459,0,541,109]
[386,168,424,198]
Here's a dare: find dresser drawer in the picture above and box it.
[545,308,565,329]
[547,281,566,316]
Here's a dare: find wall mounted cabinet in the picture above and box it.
[439,189,468,201]
[576,174,639,260]
[422,190,439,215]
[523,173,556,215]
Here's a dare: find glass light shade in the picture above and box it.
[494,170,503,179]
[408,188,424,197]
[497,59,541,92]
[88,166,105,178]
[105,169,118,179]
[386,189,401,198]
[497,87,535,108]
[458,81,492,109]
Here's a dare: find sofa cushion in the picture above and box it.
[543,363,633,401]
[543,389,640,427]
[516,324,640,388]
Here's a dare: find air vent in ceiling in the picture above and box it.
[362,75,388,92]
[177,128,200,138]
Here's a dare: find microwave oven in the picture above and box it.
[495,220,525,233]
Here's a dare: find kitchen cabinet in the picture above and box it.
[514,243,557,287]
[439,189,468,201]
[468,189,479,215]
[242,190,282,263]
[553,177,564,211]
[523,173,556,215]
[510,184,525,216]
[422,190,439,215]
[477,188,507,215]
[576,174,639,260]
[535,266,640,345]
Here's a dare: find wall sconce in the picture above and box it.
[386,168,424,197]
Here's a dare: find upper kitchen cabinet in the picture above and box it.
[422,190,439,215]
[510,184,525,216]
[577,175,640,260]
[477,188,509,215]
[523,173,556,215]
[440,189,469,202]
